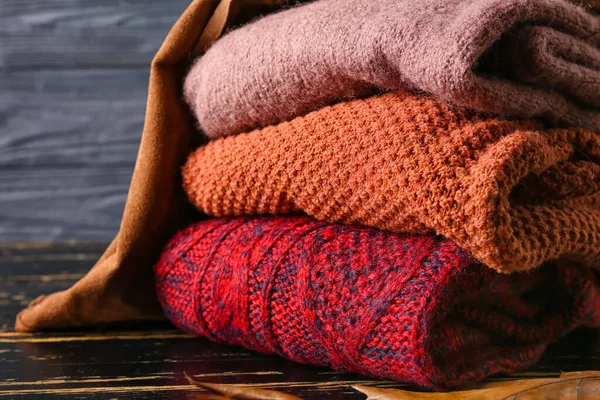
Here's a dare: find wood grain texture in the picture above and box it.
[0,69,143,241]
[0,167,131,241]
[0,0,191,241]
[1,243,600,399]
[0,69,148,168]
[0,0,190,70]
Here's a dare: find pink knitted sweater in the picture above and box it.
[185,0,600,138]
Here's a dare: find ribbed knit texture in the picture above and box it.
[182,91,600,273]
[185,0,600,138]
[154,216,600,390]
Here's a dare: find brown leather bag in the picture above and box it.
[15,0,288,331]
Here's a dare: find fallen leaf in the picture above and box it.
[352,371,600,399]
[184,372,304,400]
[194,395,231,400]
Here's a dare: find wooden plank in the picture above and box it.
[0,243,103,325]
[0,69,147,168]
[0,67,157,241]
[0,0,191,241]
[0,241,105,257]
[0,167,130,241]
[0,0,190,70]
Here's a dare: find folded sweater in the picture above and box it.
[154,216,600,390]
[185,0,600,138]
[182,91,600,273]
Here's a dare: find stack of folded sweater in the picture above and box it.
[154,0,600,391]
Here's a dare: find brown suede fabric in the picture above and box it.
[15,0,289,332]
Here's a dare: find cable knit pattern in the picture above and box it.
[154,216,600,390]
[185,0,600,138]
[182,91,600,273]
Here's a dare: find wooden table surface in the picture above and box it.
[1,243,600,399]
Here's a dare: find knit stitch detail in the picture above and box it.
[185,0,600,138]
[154,216,600,390]
[182,91,600,272]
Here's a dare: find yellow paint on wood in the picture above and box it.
[0,385,191,397]
[0,331,192,343]
[0,380,397,397]
[0,332,35,337]
[189,371,283,378]
[0,372,286,388]
[0,375,164,387]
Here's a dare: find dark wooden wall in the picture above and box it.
[0,0,191,242]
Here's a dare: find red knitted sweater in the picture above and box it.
[154,216,600,390]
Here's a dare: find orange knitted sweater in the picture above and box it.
[183,91,600,272]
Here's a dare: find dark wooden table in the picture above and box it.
[1,243,600,399]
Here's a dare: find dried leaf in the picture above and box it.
[184,372,304,400]
[352,371,600,399]
[194,395,232,400]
